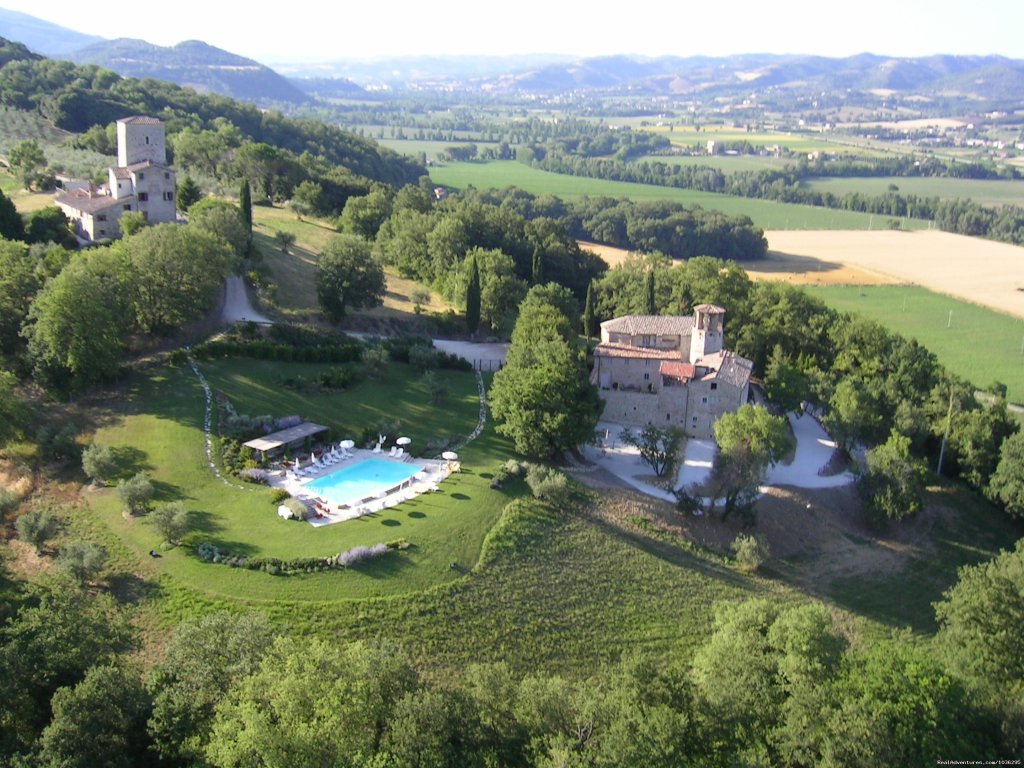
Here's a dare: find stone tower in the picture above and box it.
[117,116,167,167]
[688,304,726,363]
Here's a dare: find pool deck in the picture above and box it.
[267,449,455,526]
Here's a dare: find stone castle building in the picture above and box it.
[56,116,177,242]
[591,304,753,438]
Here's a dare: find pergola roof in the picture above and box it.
[243,422,328,453]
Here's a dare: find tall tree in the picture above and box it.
[238,177,253,233]
[857,430,929,523]
[0,188,24,240]
[176,174,203,213]
[531,246,543,285]
[582,280,597,339]
[489,291,601,458]
[0,240,41,357]
[315,234,386,322]
[465,253,481,336]
[987,430,1024,519]
[8,139,45,190]
[709,405,794,518]
[644,268,656,315]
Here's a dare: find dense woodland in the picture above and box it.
[0,37,1022,766]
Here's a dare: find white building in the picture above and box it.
[56,116,177,242]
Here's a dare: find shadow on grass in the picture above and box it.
[107,572,163,606]
[109,446,152,478]
[186,510,224,535]
[381,519,401,527]
[407,511,426,519]
[450,493,470,501]
[348,550,415,580]
[151,479,187,503]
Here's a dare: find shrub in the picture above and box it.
[81,443,117,485]
[525,464,568,503]
[150,502,192,546]
[0,489,19,515]
[362,347,389,379]
[16,506,62,553]
[338,543,389,567]
[731,533,771,573]
[116,472,153,514]
[36,423,79,461]
[283,498,309,520]
[408,344,439,372]
[58,539,108,584]
[270,488,290,504]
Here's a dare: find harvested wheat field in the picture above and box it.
[766,230,1024,318]
[582,239,897,286]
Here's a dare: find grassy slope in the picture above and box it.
[805,284,1024,402]
[429,160,931,231]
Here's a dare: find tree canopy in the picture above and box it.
[315,234,386,322]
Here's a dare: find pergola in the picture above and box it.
[243,422,329,460]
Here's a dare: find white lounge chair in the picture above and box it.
[394,447,404,458]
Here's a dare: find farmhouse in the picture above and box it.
[55,116,177,242]
[591,304,753,438]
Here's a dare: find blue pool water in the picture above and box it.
[304,459,423,506]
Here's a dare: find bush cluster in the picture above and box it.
[193,538,406,576]
[490,459,528,489]
[524,464,569,502]
[192,339,364,364]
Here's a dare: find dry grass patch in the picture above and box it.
[766,230,1024,318]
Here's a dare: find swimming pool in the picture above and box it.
[304,459,424,506]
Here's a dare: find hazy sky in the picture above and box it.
[3,0,1022,62]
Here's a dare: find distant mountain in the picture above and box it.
[290,77,367,100]
[0,8,103,56]
[70,38,310,104]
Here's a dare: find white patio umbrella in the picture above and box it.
[441,451,458,461]
[340,439,355,449]
[396,436,411,446]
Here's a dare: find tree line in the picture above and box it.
[525,146,1024,245]
[1,521,1021,766]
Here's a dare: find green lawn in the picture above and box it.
[86,360,511,602]
[632,153,793,173]
[429,161,931,231]
[805,284,1024,402]
[803,176,1024,208]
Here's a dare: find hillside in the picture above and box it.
[70,38,310,105]
[0,7,103,56]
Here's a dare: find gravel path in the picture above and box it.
[221,276,272,325]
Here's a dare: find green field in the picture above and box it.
[429,160,931,230]
[804,176,1024,208]
[805,285,1024,402]
[379,138,499,159]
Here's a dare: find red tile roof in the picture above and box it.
[660,361,696,380]
[595,343,682,361]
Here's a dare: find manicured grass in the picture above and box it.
[86,360,510,602]
[804,284,1024,402]
[429,160,931,231]
[804,176,1024,208]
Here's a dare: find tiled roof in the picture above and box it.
[125,160,170,172]
[55,189,134,215]
[595,343,682,361]
[660,361,696,380]
[118,116,162,125]
[695,351,753,388]
[693,303,726,314]
[601,315,694,337]
[111,168,131,179]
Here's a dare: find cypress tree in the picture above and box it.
[531,246,543,286]
[644,269,656,315]
[465,255,481,336]
[175,175,202,213]
[0,189,24,241]
[582,281,596,339]
[239,179,253,233]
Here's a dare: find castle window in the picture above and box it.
[692,416,698,425]
[701,396,708,404]
[163,191,174,201]
[666,413,671,421]
[145,137,150,144]
[97,215,107,222]
[137,172,144,180]
[138,193,149,202]
[164,172,170,179]
[710,382,718,390]
[644,373,650,381]
[123,204,131,211]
